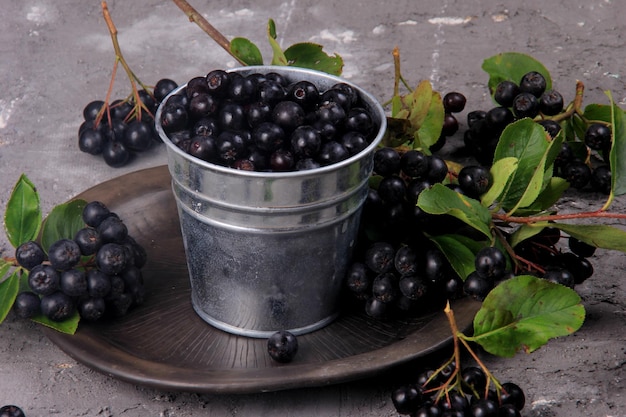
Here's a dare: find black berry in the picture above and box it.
[15,241,45,270]
[267,330,299,363]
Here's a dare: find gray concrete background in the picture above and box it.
[1,0,625,416]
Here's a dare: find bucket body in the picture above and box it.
[155,66,386,338]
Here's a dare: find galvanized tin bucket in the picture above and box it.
[155,66,386,338]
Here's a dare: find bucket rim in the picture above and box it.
[154,65,387,179]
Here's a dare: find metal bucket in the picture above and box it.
[155,66,386,338]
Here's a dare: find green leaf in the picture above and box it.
[4,174,42,248]
[471,275,585,357]
[284,42,343,75]
[418,184,493,238]
[31,310,80,334]
[415,91,444,149]
[405,81,433,130]
[430,234,484,280]
[512,177,569,216]
[481,157,518,207]
[551,223,626,252]
[267,19,287,66]
[0,267,20,323]
[582,103,612,124]
[509,223,544,248]
[493,119,555,212]
[482,52,552,98]
[230,37,263,66]
[388,80,444,150]
[608,92,626,197]
[41,199,87,252]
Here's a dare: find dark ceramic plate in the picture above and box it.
[43,165,481,394]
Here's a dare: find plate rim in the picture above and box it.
[42,165,481,394]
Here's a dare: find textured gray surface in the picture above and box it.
[1,0,625,416]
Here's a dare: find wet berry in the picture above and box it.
[13,291,41,318]
[96,243,128,275]
[317,141,349,166]
[97,215,128,244]
[374,147,401,176]
[267,330,299,363]
[591,165,611,195]
[537,119,561,138]
[500,382,525,410]
[443,92,467,113]
[442,113,459,136]
[427,155,449,183]
[512,92,539,119]
[474,247,506,281]
[399,275,428,300]
[457,165,492,199]
[394,245,419,275]
[78,297,107,321]
[28,264,60,296]
[562,160,591,189]
[365,242,395,274]
[542,267,575,288]
[87,269,112,298]
[15,241,45,270]
[370,272,398,303]
[0,405,26,417]
[290,125,321,158]
[568,236,596,258]
[494,81,521,108]
[287,80,320,110]
[463,271,493,301]
[153,78,178,102]
[272,101,305,133]
[74,227,102,256]
[539,90,564,115]
[378,175,407,204]
[391,384,423,415]
[469,399,498,417]
[519,71,547,98]
[401,150,430,179]
[41,291,75,321]
[345,262,371,293]
[584,123,611,150]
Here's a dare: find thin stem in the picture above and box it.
[493,209,626,224]
[170,0,246,66]
[549,80,585,123]
[392,46,401,98]
[94,59,119,127]
[101,1,154,120]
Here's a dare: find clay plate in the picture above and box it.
[43,165,481,394]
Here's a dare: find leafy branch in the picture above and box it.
[169,0,343,74]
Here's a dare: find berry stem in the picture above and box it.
[492,209,626,224]
[549,80,585,123]
[101,1,154,121]
[443,302,505,399]
[170,0,247,66]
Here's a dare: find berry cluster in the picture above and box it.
[0,405,25,417]
[345,242,454,319]
[12,201,147,322]
[345,137,595,318]
[392,363,526,417]
[78,78,179,167]
[462,71,612,194]
[159,69,379,171]
[515,227,594,288]
[554,126,611,193]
